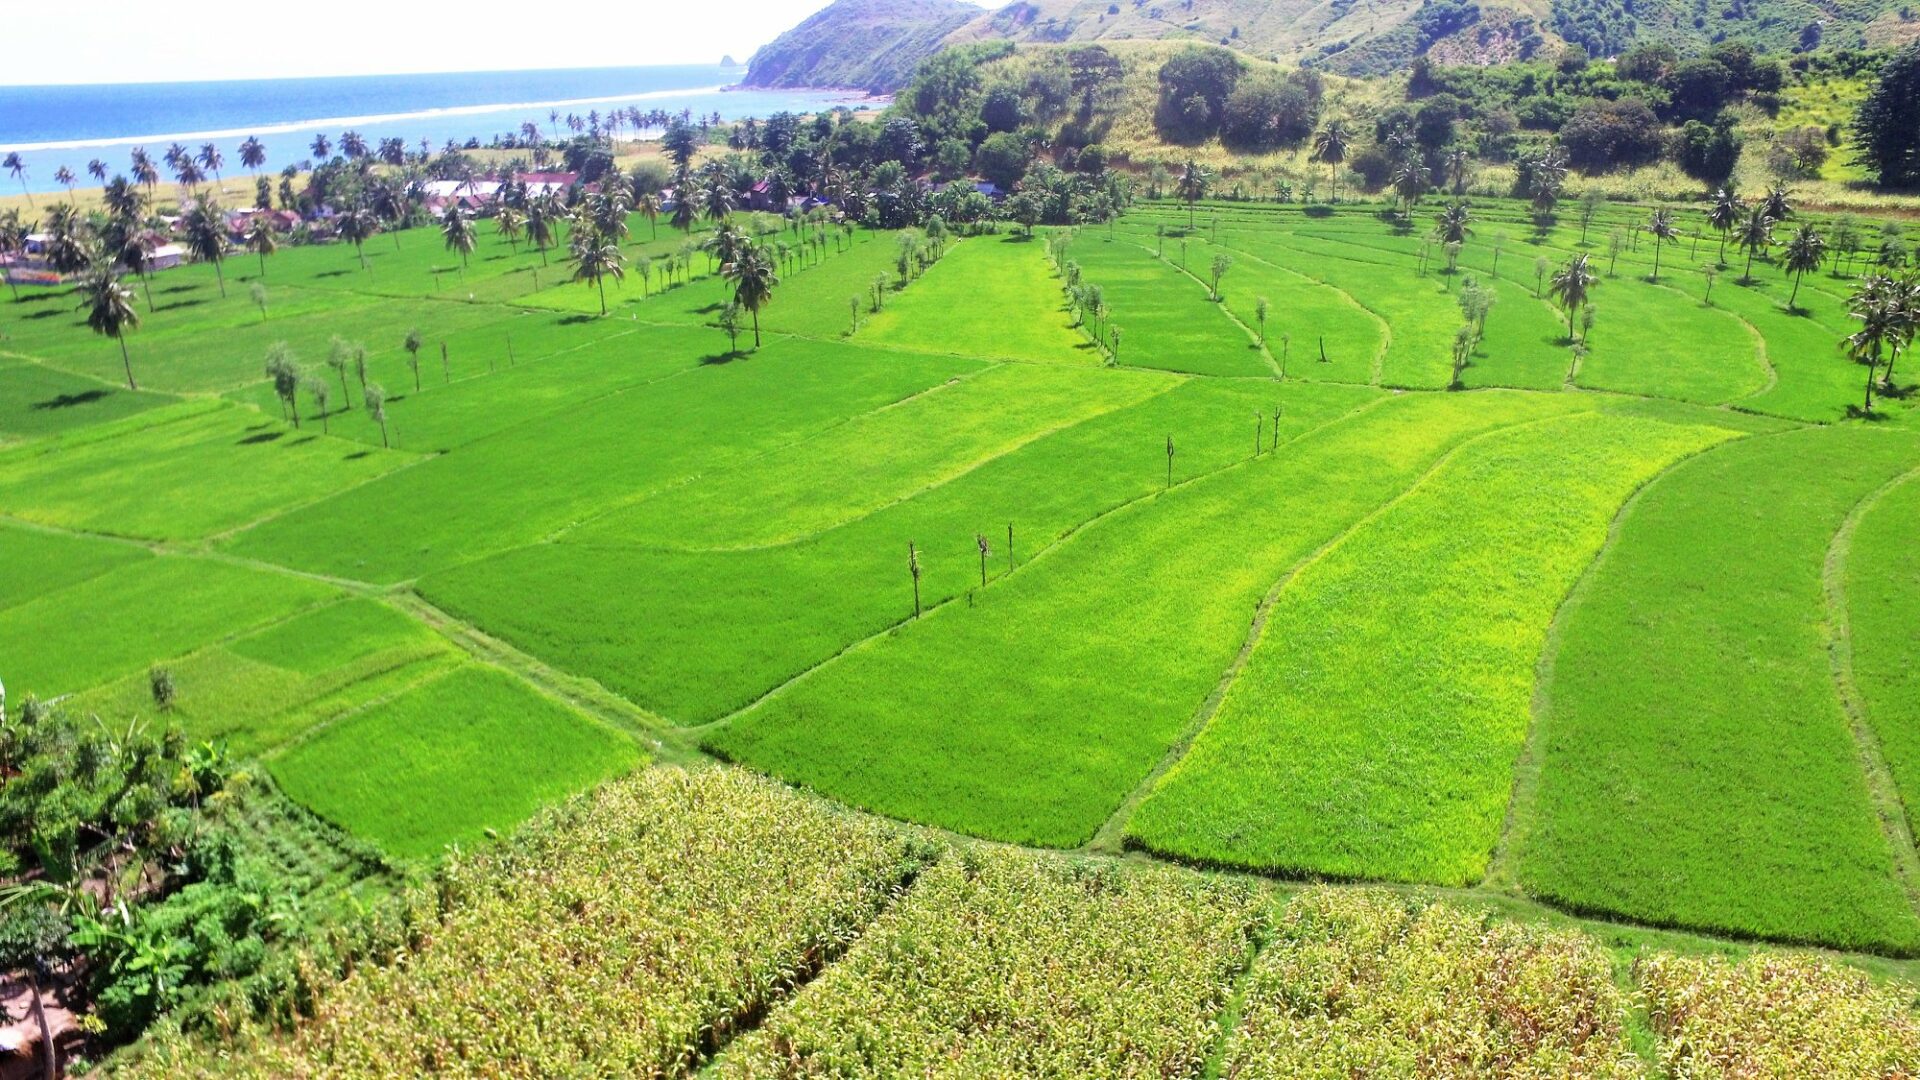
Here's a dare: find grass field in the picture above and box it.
[859,236,1094,364]
[270,663,642,857]
[1515,426,1920,953]
[8,193,1920,1001]
[707,391,1590,847]
[1126,408,1746,885]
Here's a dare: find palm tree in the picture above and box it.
[246,215,278,277]
[336,205,378,271]
[1707,187,1742,267]
[182,199,228,296]
[131,148,159,195]
[570,232,626,315]
[1848,276,1898,413]
[670,179,700,235]
[635,189,661,240]
[102,175,145,221]
[339,131,368,160]
[1391,158,1428,220]
[442,204,477,268]
[525,198,556,265]
[1782,223,1826,310]
[1433,200,1472,248]
[1762,183,1792,222]
[1646,207,1677,283]
[723,238,779,349]
[1444,146,1471,195]
[87,159,107,185]
[495,206,524,252]
[116,227,156,311]
[4,153,32,207]
[54,166,75,198]
[1548,253,1598,343]
[0,210,30,300]
[239,137,266,180]
[1176,158,1209,229]
[77,266,141,389]
[1736,206,1775,283]
[1311,122,1350,203]
[197,143,225,194]
[702,177,736,222]
[310,133,332,160]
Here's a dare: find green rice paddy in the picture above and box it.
[7,197,1920,971]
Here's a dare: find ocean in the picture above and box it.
[0,65,872,195]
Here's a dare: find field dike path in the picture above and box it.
[1085,405,1604,856]
[1821,461,1920,920]
[686,392,1397,736]
[1481,426,1796,890]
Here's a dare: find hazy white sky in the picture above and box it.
[4,0,994,86]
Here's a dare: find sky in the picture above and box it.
[2,0,994,86]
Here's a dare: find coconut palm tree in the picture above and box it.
[1311,122,1350,203]
[1782,222,1826,310]
[116,227,156,310]
[77,266,141,389]
[197,143,225,193]
[102,175,145,222]
[0,210,30,300]
[335,205,378,272]
[442,204,477,268]
[339,131,368,160]
[495,206,524,252]
[702,176,736,222]
[525,198,556,265]
[53,166,75,198]
[1391,158,1428,220]
[670,177,700,234]
[246,215,278,277]
[1707,187,1742,266]
[130,148,159,196]
[723,238,779,349]
[182,199,228,296]
[4,153,32,207]
[239,136,266,179]
[1444,146,1471,195]
[635,189,661,240]
[1762,183,1793,222]
[1548,253,1598,343]
[87,159,107,185]
[1433,200,1472,247]
[1646,207,1678,283]
[310,133,332,160]
[1735,206,1775,283]
[1176,158,1209,229]
[570,231,626,315]
[1848,276,1899,413]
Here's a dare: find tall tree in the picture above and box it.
[246,216,278,277]
[570,231,626,315]
[238,136,266,179]
[181,199,228,296]
[87,158,108,185]
[723,238,779,349]
[1782,222,1827,310]
[1310,122,1350,203]
[335,205,378,272]
[1707,187,1742,266]
[1852,43,1920,188]
[1548,253,1598,342]
[4,152,31,207]
[78,267,141,389]
[442,204,477,268]
[1735,205,1775,282]
[1176,158,1210,229]
[53,167,75,198]
[1645,207,1677,283]
[197,143,225,193]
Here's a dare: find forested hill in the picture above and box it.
[742,0,985,93]
[743,0,1917,92]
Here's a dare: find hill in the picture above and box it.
[742,0,985,93]
[744,0,1918,91]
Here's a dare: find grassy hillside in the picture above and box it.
[742,0,985,92]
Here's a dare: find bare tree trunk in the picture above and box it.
[118,336,136,390]
[27,967,56,1080]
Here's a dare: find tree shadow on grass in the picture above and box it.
[342,450,372,460]
[30,389,110,410]
[700,350,744,365]
[158,284,198,295]
[236,430,284,445]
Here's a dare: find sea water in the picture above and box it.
[0,65,870,195]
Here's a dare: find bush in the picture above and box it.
[1220,71,1319,152]
[1561,98,1665,172]
[1673,115,1743,185]
[974,131,1031,191]
[1154,46,1245,143]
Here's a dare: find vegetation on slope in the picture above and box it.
[742,0,986,93]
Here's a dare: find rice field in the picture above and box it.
[8,194,1920,1057]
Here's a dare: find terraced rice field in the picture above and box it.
[8,197,1920,1019]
